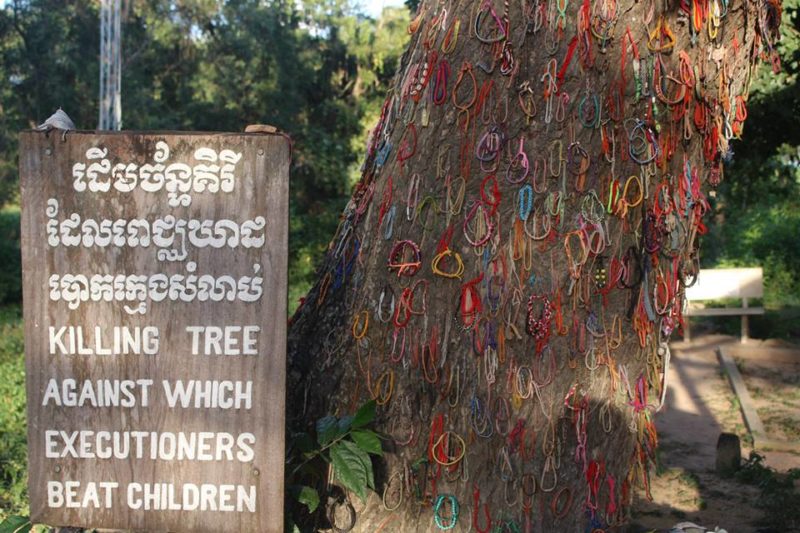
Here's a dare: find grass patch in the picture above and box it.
[763,414,800,440]
[677,471,701,490]
[0,305,28,520]
[736,451,800,531]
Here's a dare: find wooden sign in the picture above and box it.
[18,131,289,532]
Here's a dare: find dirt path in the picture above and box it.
[630,334,800,532]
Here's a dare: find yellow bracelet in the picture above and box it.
[374,370,394,406]
[432,248,465,279]
[431,431,467,466]
[352,310,369,339]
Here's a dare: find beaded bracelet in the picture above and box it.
[433,494,459,530]
[388,239,422,277]
[526,293,553,340]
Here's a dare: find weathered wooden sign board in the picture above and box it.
[18,130,289,532]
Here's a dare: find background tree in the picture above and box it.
[0,0,409,307]
[287,0,783,530]
[704,0,800,339]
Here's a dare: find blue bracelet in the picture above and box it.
[518,184,533,221]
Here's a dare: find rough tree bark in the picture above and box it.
[288,0,781,530]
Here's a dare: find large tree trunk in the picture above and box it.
[288,0,781,530]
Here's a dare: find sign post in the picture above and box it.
[19,131,289,532]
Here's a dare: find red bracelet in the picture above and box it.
[480,173,502,216]
[397,123,418,169]
[472,485,492,533]
[526,294,553,340]
[460,274,484,328]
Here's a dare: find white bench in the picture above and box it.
[684,267,765,343]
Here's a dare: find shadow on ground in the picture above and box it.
[627,334,800,533]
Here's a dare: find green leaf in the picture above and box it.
[0,515,32,533]
[352,400,377,428]
[350,429,383,456]
[296,485,320,513]
[337,415,354,433]
[316,415,338,446]
[363,446,376,491]
[288,484,320,514]
[330,440,371,503]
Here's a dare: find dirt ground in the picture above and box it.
[740,359,800,444]
[630,334,800,532]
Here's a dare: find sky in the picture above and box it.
[361,0,406,18]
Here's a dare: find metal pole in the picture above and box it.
[99,0,122,130]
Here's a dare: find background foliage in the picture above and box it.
[0,0,410,310]
[0,0,797,520]
[702,0,800,338]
